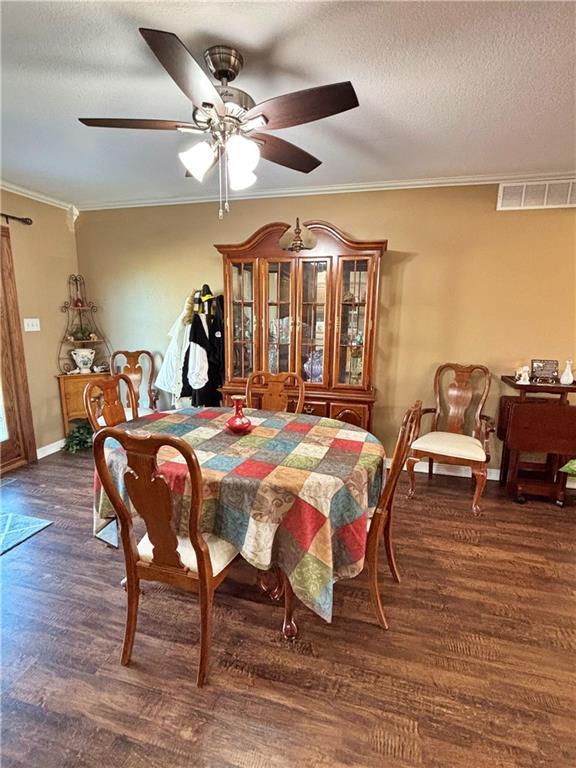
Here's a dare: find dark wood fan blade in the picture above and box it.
[139,28,225,115]
[244,82,358,131]
[79,118,203,131]
[251,133,321,173]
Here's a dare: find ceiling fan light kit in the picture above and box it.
[79,28,359,218]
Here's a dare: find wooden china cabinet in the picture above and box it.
[216,221,386,429]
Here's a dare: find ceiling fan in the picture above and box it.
[79,28,359,216]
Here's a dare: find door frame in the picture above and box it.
[1,225,37,471]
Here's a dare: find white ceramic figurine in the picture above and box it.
[517,366,531,385]
[560,360,574,385]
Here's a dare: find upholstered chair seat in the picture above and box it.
[137,533,238,576]
[410,432,486,462]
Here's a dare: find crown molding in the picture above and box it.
[75,170,576,211]
[3,171,575,213]
[0,180,72,210]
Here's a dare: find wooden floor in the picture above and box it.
[1,451,575,768]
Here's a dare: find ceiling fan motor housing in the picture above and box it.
[193,85,255,128]
[204,45,244,83]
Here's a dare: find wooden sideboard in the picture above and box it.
[56,372,104,435]
[216,221,386,430]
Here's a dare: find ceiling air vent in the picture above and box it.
[497,179,575,210]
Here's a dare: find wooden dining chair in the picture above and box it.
[279,401,422,637]
[246,371,305,413]
[110,349,159,413]
[93,427,239,687]
[83,374,139,430]
[365,400,422,629]
[406,363,495,514]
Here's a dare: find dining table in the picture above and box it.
[94,406,386,626]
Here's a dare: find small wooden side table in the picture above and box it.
[499,375,576,499]
[57,372,104,435]
[506,403,576,506]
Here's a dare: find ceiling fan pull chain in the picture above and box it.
[224,145,230,213]
[218,145,224,220]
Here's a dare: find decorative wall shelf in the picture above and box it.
[57,274,110,374]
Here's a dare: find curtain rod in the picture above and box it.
[1,213,33,225]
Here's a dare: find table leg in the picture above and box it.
[281,571,298,640]
[256,566,284,602]
[499,445,510,485]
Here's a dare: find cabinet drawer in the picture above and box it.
[329,402,370,429]
[298,401,327,417]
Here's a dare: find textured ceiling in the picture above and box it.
[1,1,575,209]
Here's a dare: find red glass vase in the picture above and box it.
[226,395,252,434]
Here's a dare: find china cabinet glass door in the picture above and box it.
[297,259,330,386]
[334,258,370,387]
[262,260,294,373]
[230,260,256,379]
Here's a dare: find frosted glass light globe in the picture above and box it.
[226,135,260,173]
[178,141,216,182]
[229,170,257,191]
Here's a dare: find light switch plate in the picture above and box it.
[23,318,41,332]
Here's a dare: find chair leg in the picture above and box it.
[366,547,389,630]
[406,457,419,498]
[428,458,434,478]
[384,516,401,584]
[281,572,298,640]
[197,583,214,687]
[471,467,487,515]
[121,576,140,666]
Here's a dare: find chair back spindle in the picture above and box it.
[110,350,158,410]
[93,428,210,579]
[246,371,305,413]
[84,374,139,431]
[434,363,490,438]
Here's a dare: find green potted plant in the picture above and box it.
[63,421,94,453]
[560,459,576,477]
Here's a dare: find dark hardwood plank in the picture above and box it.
[1,451,575,767]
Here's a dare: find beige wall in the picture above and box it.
[76,185,575,465]
[1,189,78,447]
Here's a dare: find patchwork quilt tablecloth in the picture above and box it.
[94,407,386,621]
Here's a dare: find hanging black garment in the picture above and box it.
[200,294,225,406]
[180,313,210,402]
[208,295,225,397]
[180,304,224,407]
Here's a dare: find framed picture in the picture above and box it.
[530,359,559,383]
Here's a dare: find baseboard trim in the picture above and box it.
[36,439,65,459]
[389,458,576,489]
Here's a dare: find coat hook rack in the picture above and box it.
[1,213,33,225]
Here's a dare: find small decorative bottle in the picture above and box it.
[226,394,252,434]
[560,360,574,385]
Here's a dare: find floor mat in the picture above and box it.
[0,513,53,555]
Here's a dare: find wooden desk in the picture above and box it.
[499,375,576,504]
[56,372,104,435]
